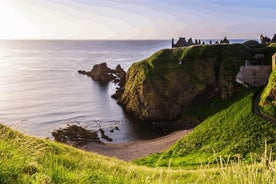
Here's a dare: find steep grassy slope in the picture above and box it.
[1,124,276,183]
[0,124,202,183]
[135,90,276,167]
[259,70,276,117]
[118,44,276,129]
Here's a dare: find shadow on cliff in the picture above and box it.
[177,87,262,130]
[121,107,168,137]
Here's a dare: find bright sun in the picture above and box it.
[0,2,40,39]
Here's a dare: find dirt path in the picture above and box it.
[80,129,192,161]
[253,93,276,123]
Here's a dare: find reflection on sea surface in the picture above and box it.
[0,40,170,143]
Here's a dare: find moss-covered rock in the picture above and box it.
[118,44,253,123]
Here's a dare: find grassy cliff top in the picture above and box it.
[120,43,276,123]
[134,43,276,77]
[132,44,252,81]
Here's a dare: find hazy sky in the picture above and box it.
[0,0,275,39]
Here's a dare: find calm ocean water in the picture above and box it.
[0,40,170,143]
[0,39,247,143]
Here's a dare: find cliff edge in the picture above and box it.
[259,69,276,117]
[117,44,276,128]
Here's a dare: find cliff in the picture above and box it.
[118,44,249,123]
[135,90,276,167]
[118,44,276,128]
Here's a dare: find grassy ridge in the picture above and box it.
[135,90,276,167]
[1,123,276,183]
[0,124,223,184]
[259,70,276,117]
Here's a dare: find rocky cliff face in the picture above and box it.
[117,44,253,124]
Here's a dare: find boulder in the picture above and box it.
[242,40,260,48]
[88,63,116,83]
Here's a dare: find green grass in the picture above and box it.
[134,90,276,168]
[268,43,276,48]
[120,44,255,121]
[0,124,200,183]
[2,44,276,183]
[259,70,276,117]
[1,123,276,183]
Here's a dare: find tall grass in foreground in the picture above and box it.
[1,123,276,183]
[203,142,276,184]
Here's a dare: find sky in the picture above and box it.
[0,0,275,40]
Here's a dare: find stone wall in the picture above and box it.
[236,65,271,87]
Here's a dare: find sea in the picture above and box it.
[0,39,248,143]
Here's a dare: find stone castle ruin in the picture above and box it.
[172,37,229,48]
[236,65,271,87]
[173,34,276,48]
[172,34,276,87]
[236,53,276,87]
[260,34,276,45]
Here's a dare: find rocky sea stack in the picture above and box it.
[78,62,126,92]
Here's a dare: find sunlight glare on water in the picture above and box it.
[0,40,170,143]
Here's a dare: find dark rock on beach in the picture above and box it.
[99,129,113,142]
[52,125,102,146]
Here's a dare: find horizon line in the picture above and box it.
[0,38,260,41]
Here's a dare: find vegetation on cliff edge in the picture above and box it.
[259,70,276,117]
[134,90,276,167]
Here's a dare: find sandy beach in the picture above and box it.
[81,129,192,161]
